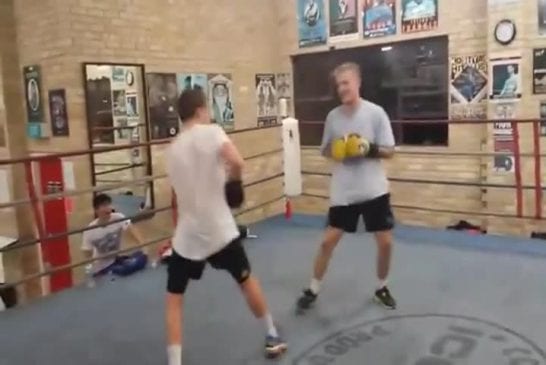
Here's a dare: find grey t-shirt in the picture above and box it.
[320,99,395,206]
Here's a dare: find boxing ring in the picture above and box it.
[1,119,546,365]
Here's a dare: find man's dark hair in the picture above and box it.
[93,193,112,209]
[177,88,207,122]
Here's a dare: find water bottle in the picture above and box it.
[85,264,95,288]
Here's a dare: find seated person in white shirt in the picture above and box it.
[82,193,146,277]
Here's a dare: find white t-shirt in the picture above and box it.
[166,124,239,260]
[82,212,131,273]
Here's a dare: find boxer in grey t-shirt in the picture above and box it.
[297,62,397,311]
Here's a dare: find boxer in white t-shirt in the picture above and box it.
[164,89,287,365]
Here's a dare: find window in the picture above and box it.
[293,36,449,146]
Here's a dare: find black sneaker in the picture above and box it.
[374,286,397,309]
[296,289,317,311]
[265,335,288,359]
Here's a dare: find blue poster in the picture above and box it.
[176,73,208,96]
[298,0,327,48]
[363,0,396,38]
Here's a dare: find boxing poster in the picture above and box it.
[450,54,488,120]
[277,73,293,118]
[126,92,139,117]
[48,89,69,137]
[540,0,546,35]
[176,73,208,96]
[298,0,327,48]
[208,73,235,130]
[24,65,45,138]
[146,73,179,139]
[533,48,546,94]
[363,0,396,38]
[256,74,278,127]
[401,0,438,33]
[489,54,522,102]
[541,102,546,136]
[328,0,358,43]
[493,103,516,173]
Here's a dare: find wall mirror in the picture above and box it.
[83,63,154,219]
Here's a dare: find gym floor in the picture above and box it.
[1,215,546,365]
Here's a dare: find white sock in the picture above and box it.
[263,312,278,338]
[309,278,321,295]
[377,279,388,290]
[167,345,182,365]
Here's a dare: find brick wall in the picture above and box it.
[4,0,286,289]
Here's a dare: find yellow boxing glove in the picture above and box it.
[330,137,347,161]
[345,133,371,158]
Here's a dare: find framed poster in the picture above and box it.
[450,54,488,120]
[126,92,139,117]
[533,48,546,94]
[328,0,358,42]
[146,73,179,139]
[176,73,208,95]
[277,73,292,118]
[112,89,127,116]
[83,63,155,218]
[401,0,438,33]
[363,0,396,38]
[539,0,546,34]
[208,73,235,130]
[489,54,522,102]
[23,65,45,138]
[492,103,516,173]
[48,89,69,137]
[256,74,278,126]
[298,0,327,48]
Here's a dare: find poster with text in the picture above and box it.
[329,0,358,42]
[539,0,546,35]
[208,73,235,130]
[401,0,438,33]
[493,103,516,173]
[489,55,522,102]
[363,0,396,38]
[533,48,546,94]
[176,73,208,95]
[256,74,278,126]
[450,54,488,120]
[298,0,327,48]
[48,89,69,137]
[277,73,293,118]
[540,101,546,137]
[146,73,179,139]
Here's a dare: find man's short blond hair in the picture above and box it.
[332,62,361,80]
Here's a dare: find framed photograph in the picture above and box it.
[48,89,69,136]
[489,55,522,102]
